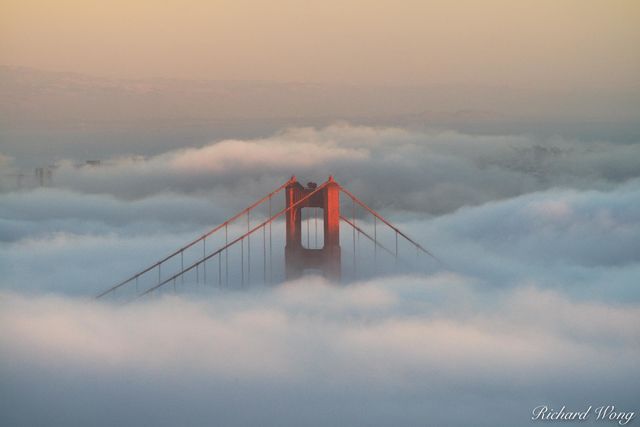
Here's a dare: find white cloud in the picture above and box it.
[1,279,638,426]
[3,124,635,215]
[169,138,369,173]
[1,124,639,426]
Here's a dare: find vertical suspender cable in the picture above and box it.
[225,224,229,287]
[241,238,244,287]
[373,216,377,268]
[306,209,311,248]
[395,231,398,268]
[269,195,273,283]
[352,196,356,277]
[247,211,251,285]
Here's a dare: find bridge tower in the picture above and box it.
[285,176,341,281]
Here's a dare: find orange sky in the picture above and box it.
[1,0,639,90]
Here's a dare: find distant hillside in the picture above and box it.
[3,66,639,132]
[0,66,527,130]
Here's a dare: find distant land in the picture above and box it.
[1,65,639,167]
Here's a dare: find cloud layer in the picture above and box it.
[1,278,639,427]
[4,124,639,215]
[1,124,639,426]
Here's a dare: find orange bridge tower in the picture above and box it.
[285,176,341,281]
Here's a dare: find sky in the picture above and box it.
[1,0,639,90]
[1,1,640,426]
[2,0,640,168]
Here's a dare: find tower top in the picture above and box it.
[285,176,341,281]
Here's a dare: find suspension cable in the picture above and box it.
[338,185,441,263]
[97,178,294,299]
[137,181,331,298]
